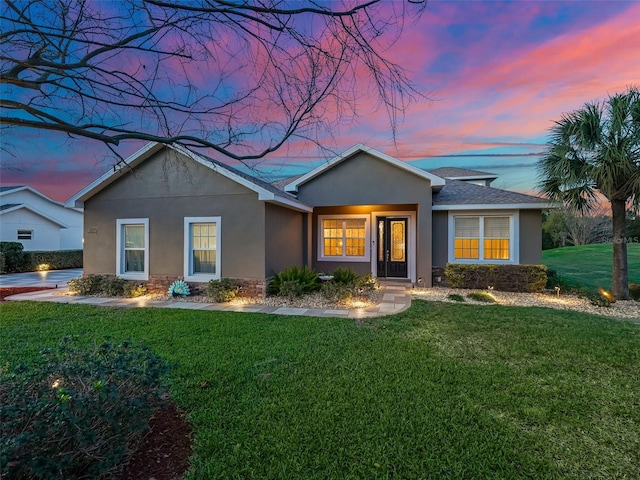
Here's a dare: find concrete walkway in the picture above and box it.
[3,281,412,319]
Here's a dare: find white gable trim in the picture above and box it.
[284,144,446,193]
[0,204,70,228]
[65,142,312,213]
[433,202,553,211]
[0,185,67,207]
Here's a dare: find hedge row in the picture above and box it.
[0,242,82,274]
[444,263,548,292]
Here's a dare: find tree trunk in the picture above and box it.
[610,199,629,299]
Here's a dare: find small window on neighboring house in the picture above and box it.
[318,215,369,261]
[116,219,149,280]
[17,230,33,240]
[184,217,221,281]
[452,215,514,263]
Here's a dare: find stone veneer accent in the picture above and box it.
[146,275,267,298]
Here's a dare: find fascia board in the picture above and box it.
[0,204,70,227]
[432,202,555,211]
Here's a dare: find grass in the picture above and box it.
[542,243,640,291]
[1,301,639,479]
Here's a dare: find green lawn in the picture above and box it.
[1,301,639,479]
[542,243,640,291]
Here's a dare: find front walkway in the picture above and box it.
[4,283,412,319]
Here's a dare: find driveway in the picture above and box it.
[0,269,82,288]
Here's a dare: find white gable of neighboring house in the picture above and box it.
[0,186,84,251]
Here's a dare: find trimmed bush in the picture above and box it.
[268,266,320,295]
[68,275,107,295]
[445,264,548,292]
[320,281,353,303]
[629,283,640,301]
[467,291,497,303]
[0,337,170,480]
[68,275,147,298]
[0,245,82,274]
[0,242,28,273]
[208,278,240,302]
[279,280,305,299]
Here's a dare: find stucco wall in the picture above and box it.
[0,209,62,251]
[264,203,304,275]
[295,152,433,284]
[519,210,543,264]
[432,211,449,268]
[83,148,267,280]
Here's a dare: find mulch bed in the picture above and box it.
[0,286,55,301]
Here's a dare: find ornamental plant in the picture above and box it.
[168,279,191,297]
[0,337,170,479]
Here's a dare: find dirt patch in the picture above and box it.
[0,286,55,301]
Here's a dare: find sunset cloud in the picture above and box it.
[2,1,639,198]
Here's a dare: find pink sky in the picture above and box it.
[2,0,639,201]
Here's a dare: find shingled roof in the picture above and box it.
[428,167,497,179]
[432,179,550,209]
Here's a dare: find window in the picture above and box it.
[451,214,515,263]
[116,219,149,280]
[17,229,33,240]
[184,217,221,281]
[318,215,369,261]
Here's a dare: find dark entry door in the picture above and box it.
[376,217,408,278]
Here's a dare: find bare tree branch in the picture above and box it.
[1,0,428,165]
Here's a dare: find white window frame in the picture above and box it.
[447,211,519,264]
[184,217,221,282]
[318,214,370,262]
[116,218,149,280]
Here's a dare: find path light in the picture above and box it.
[555,286,561,297]
[598,288,614,302]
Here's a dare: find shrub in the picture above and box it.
[321,281,353,303]
[354,273,377,293]
[447,293,466,302]
[101,276,127,297]
[331,266,358,286]
[629,283,640,301]
[467,291,496,303]
[168,280,191,297]
[0,242,28,273]
[268,266,320,295]
[0,337,170,480]
[279,280,304,300]
[25,250,83,271]
[445,264,547,292]
[123,282,147,298]
[584,289,615,307]
[208,278,240,302]
[68,275,107,295]
[68,275,147,298]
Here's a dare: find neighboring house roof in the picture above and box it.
[65,142,313,212]
[0,186,25,193]
[428,167,498,181]
[0,203,70,227]
[0,185,68,207]
[432,179,552,210]
[284,144,446,193]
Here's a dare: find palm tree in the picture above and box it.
[538,87,640,299]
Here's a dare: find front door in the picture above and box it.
[376,217,408,278]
